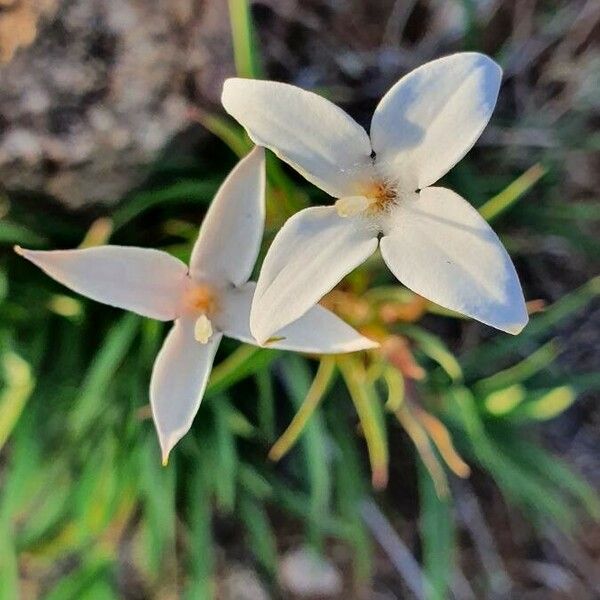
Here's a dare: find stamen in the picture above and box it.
[194,314,213,344]
[335,195,371,217]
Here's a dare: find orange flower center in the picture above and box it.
[363,181,396,213]
[183,284,219,316]
[335,180,397,218]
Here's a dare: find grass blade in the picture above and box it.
[69,314,140,438]
[269,356,336,461]
[0,351,35,451]
[112,181,217,231]
[280,356,331,545]
[474,340,558,396]
[395,404,448,497]
[339,355,389,490]
[239,494,277,577]
[418,459,454,600]
[207,345,278,395]
[461,277,599,379]
[399,325,462,382]
[479,163,546,222]
[228,0,262,78]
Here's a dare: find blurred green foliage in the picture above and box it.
[0,1,599,598]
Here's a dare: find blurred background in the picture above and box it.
[0,0,599,598]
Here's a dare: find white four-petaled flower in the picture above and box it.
[222,53,529,344]
[16,148,377,462]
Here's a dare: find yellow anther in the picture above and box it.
[194,314,213,344]
[335,195,371,217]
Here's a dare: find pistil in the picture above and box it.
[335,195,371,217]
[183,283,219,343]
[194,314,213,344]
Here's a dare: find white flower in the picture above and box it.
[16,148,377,463]
[222,53,529,344]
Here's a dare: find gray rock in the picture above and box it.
[221,563,271,600]
[0,0,232,207]
[279,546,343,598]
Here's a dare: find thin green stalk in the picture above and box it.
[269,357,336,461]
[479,163,546,222]
[474,339,558,396]
[228,0,261,78]
[339,356,388,490]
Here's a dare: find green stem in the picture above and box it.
[269,357,336,461]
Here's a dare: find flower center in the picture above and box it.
[184,284,219,315]
[182,283,219,344]
[335,181,396,217]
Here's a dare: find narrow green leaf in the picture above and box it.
[228,0,262,78]
[0,351,35,450]
[395,404,448,497]
[451,387,575,530]
[269,357,336,461]
[69,314,140,437]
[256,369,275,441]
[0,220,47,246]
[42,557,113,600]
[138,435,176,576]
[418,459,454,600]
[210,397,238,512]
[524,386,576,421]
[207,345,278,395]
[0,520,19,600]
[239,494,277,576]
[461,277,599,379]
[399,325,462,382]
[193,111,252,158]
[499,437,600,520]
[281,356,331,546]
[484,384,527,416]
[239,464,273,500]
[330,417,372,581]
[184,453,215,600]
[112,181,217,230]
[383,367,405,412]
[339,355,389,490]
[474,340,558,396]
[479,163,546,222]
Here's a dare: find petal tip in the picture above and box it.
[157,430,184,468]
[249,309,274,347]
[159,437,176,467]
[480,52,503,77]
[13,245,25,256]
[505,317,528,335]
[460,51,502,77]
[362,338,381,350]
[250,329,271,347]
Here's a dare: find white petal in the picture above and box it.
[222,78,376,198]
[250,207,378,343]
[150,317,222,463]
[379,187,528,334]
[220,282,378,353]
[190,147,265,286]
[16,245,188,320]
[371,53,502,191]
